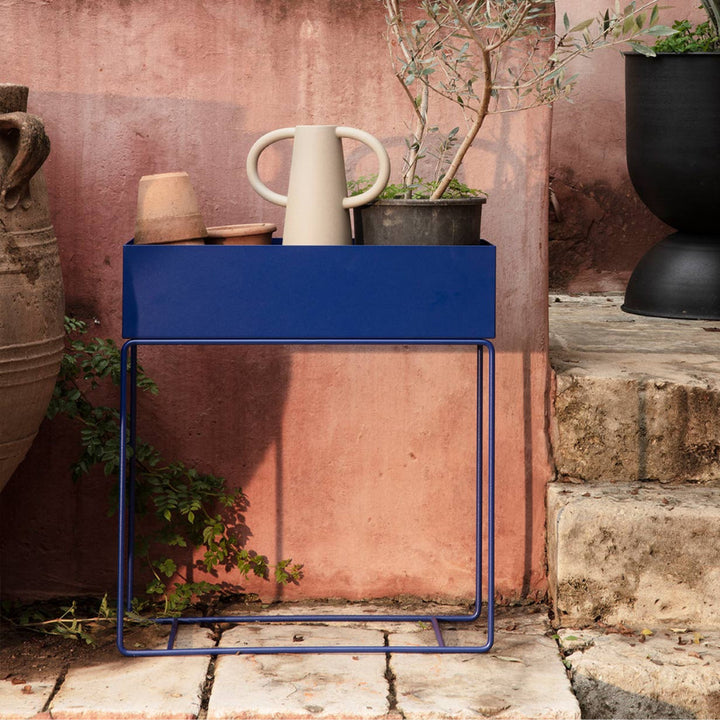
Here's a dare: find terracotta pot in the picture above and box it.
[205,223,276,245]
[0,84,65,492]
[134,171,206,244]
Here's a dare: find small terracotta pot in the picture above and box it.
[135,171,206,245]
[205,223,276,245]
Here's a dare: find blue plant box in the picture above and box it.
[122,243,496,341]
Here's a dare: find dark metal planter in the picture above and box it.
[354,197,486,245]
[623,53,720,319]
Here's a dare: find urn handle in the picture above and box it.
[0,111,50,210]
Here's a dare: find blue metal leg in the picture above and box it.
[483,340,496,649]
[126,344,137,611]
[117,340,131,653]
[117,339,495,656]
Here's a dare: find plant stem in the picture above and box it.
[701,0,720,36]
[430,0,492,199]
[404,84,429,192]
[384,0,431,193]
[7,616,111,627]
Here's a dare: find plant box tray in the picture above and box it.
[122,243,495,341]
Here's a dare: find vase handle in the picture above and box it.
[0,112,50,210]
[246,127,296,207]
[337,127,390,209]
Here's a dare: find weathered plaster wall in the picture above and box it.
[550,0,705,292]
[0,1,551,603]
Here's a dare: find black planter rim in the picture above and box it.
[363,197,487,208]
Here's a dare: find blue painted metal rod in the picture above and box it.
[486,341,496,647]
[430,618,446,647]
[117,340,130,653]
[117,643,494,657]
[125,344,137,612]
[152,612,482,624]
[167,619,180,650]
[117,338,495,656]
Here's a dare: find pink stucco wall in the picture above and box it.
[550,0,706,291]
[0,1,551,603]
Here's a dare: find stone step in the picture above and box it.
[547,482,720,629]
[549,294,720,484]
[556,626,720,719]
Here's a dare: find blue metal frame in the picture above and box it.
[118,245,496,656]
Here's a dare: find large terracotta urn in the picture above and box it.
[0,84,64,492]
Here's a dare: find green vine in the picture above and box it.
[47,317,302,616]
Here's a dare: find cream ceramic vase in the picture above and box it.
[246,125,390,245]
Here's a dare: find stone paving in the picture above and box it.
[6,603,720,719]
[0,604,581,720]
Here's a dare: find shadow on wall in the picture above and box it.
[548,168,672,293]
[359,109,546,602]
[0,90,295,600]
[0,344,293,601]
[134,344,293,601]
[489,110,549,599]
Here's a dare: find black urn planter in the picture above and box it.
[623,53,720,319]
[354,197,486,245]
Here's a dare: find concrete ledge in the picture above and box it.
[548,483,720,629]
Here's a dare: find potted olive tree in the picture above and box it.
[355,0,673,245]
[622,0,720,319]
